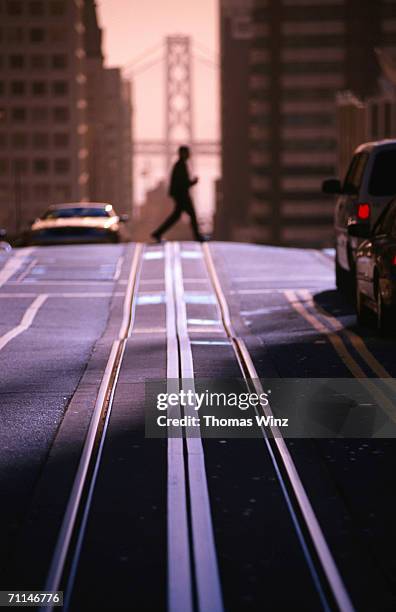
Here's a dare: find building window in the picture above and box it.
[9,55,25,69]
[53,107,69,122]
[31,107,48,122]
[54,184,71,200]
[6,1,23,15]
[12,132,28,148]
[54,158,70,174]
[11,81,25,95]
[32,81,47,96]
[14,158,28,174]
[0,82,4,96]
[7,27,24,43]
[49,26,67,43]
[12,107,26,122]
[34,158,49,174]
[32,133,48,148]
[0,184,10,202]
[0,160,9,176]
[0,133,7,148]
[31,54,47,70]
[53,133,69,147]
[52,54,67,69]
[50,1,66,16]
[284,114,335,127]
[34,183,50,200]
[52,81,68,96]
[30,28,45,43]
[29,1,44,15]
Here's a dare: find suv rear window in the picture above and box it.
[343,152,368,194]
[369,150,396,196]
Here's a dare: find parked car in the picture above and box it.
[348,197,396,332]
[26,202,128,246]
[0,229,11,253]
[322,139,396,292]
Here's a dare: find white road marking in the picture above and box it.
[232,276,334,282]
[0,292,125,298]
[0,294,47,352]
[232,287,325,295]
[7,280,116,286]
[16,258,38,282]
[113,255,124,280]
[0,248,34,288]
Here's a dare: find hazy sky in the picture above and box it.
[96,0,219,140]
[96,0,220,212]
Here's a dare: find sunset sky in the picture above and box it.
[96,0,219,141]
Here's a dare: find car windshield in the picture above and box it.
[369,150,396,196]
[42,207,111,219]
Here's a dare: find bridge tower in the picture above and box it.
[165,36,194,172]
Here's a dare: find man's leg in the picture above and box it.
[152,202,182,239]
[183,196,202,241]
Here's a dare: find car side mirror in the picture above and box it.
[347,222,370,239]
[322,178,342,194]
[119,214,129,223]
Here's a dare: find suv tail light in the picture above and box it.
[392,255,396,266]
[357,203,371,220]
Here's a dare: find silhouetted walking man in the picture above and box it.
[151,146,203,242]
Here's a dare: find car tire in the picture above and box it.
[356,283,371,327]
[376,289,395,335]
[336,258,353,293]
[335,258,345,290]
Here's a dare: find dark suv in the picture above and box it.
[322,139,396,292]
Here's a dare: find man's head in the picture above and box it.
[178,145,190,161]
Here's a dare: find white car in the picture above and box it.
[27,202,128,246]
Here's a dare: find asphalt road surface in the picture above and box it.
[0,241,395,612]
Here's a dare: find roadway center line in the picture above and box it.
[285,290,396,423]
[284,290,366,379]
[0,248,35,288]
[0,294,47,352]
[299,289,392,380]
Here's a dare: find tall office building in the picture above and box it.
[0,0,133,235]
[217,0,396,247]
[84,1,133,216]
[101,68,133,216]
[0,0,89,233]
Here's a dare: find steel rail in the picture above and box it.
[40,243,144,611]
[202,243,355,612]
[165,242,224,612]
[165,242,194,612]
